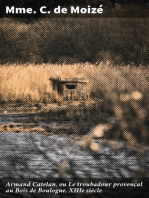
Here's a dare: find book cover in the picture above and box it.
[0,0,149,197]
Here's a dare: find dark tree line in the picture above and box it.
[0,18,149,65]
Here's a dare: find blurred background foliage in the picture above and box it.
[0,18,149,65]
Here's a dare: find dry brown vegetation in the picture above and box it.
[0,63,149,145]
[0,63,148,103]
[0,63,88,103]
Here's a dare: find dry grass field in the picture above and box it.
[0,63,149,103]
[0,63,89,103]
[0,63,149,145]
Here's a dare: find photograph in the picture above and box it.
[0,0,149,197]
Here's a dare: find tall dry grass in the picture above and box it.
[0,63,89,103]
[0,63,149,104]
